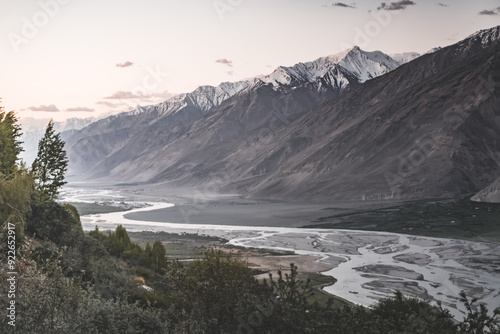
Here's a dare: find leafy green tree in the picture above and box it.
[167,248,256,333]
[32,120,69,201]
[369,290,457,334]
[0,103,23,178]
[0,103,32,245]
[108,225,133,256]
[151,240,167,272]
[458,291,500,333]
[143,242,153,267]
[0,168,33,245]
[26,200,82,245]
[63,203,81,228]
[256,263,315,333]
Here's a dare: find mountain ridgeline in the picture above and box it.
[66,26,500,201]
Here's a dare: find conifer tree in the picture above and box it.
[0,103,23,178]
[152,240,167,271]
[32,119,69,201]
[0,101,32,244]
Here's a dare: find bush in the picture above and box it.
[11,261,169,334]
[26,200,83,246]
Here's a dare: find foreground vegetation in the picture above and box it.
[2,224,500,333]
[1,104,500,333]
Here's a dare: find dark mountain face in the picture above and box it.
[238,43,500,200]
[66,26,500,202]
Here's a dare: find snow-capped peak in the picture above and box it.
[102,46,420,125]
[337,47,400,82]
[465,25,500,48]
[259,46,403,88]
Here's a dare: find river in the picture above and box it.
[60,186,500,320]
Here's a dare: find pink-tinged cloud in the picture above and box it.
[65,107,95,112]
[479,9,498,15]
[103,90,173,100]
[116,61,134,68]
[104,91,144,99]
[96,101,130,108]
[333,2,356,9]
[28,104,59,112]
[215,59,233,67]
[378,1,416,10]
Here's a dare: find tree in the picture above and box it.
[26,200,82,245]
[0,168,33,245]
[458,291,500,333]
[151,240,167,272]
[108,225,133,256]
[0,102,32,245]
[167,248,256,333]
[0,102,23,178]
[32,119,69,201]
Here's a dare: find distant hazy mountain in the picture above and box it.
[390,52,421,65]
[65,25,500,201]
[19,117,96,166]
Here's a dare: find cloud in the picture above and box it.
[96,101,129,108]
[479,9,498,15]
[103,90,173,100]
[104,91,144,99]
[215,58,233,67]
[28,104,59,112]
[226,71,234,76]
[333,2,356,8]
[378,1,416,10]
[65,107,95,112]
[437,3,448,7]
[116,61,134,68]
[148,90,174,99]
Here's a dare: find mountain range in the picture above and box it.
[63,26,500,202]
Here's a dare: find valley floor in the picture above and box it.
[60,184,500,321]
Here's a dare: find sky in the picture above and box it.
[1,0,499,122]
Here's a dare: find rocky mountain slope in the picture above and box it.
[472,177,500,203]
[65,26,500,201]
[66,46,407,179]
[148,26,500,201]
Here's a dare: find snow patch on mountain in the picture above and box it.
[390,52,421,65]
[259,46,408,90]
[466,25,500,48]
